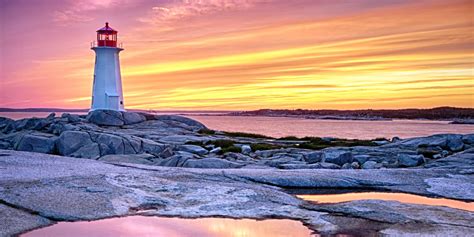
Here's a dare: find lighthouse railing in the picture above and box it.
[90,41,123,48]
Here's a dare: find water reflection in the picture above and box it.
[22,216,317,237]
[298,192,474,211]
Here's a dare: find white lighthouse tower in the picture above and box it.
[90,22,125,111]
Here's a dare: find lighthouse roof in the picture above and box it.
[97,22,117,33]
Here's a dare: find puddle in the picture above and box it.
[297,192,474,211]
[22,216,319,237]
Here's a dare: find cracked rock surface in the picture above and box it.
[1,149,473,236]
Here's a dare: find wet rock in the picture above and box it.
[61,113,82,123]
[87,110,124,126]
[122,112,146,125]
[241,145,252,154]
[177,145,208,156]
[322,149,353,166]
[182,158,244,168]
[397,154,424,167]
[14,133,57,154]
[304,151,324,164]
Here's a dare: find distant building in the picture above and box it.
[90,22,125,111]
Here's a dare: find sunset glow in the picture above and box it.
[1,0,473,110]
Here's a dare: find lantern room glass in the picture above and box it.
[97,32,117,47]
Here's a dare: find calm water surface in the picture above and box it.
[187,115,474,139]
[297,192,474,212]
[22,217,316,237]
[1,112,472,139]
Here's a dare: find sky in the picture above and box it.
[0,0,473,110]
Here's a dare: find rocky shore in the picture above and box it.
[1,110,473,170]
[1,110,473,236]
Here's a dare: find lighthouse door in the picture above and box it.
[106,95,120,110]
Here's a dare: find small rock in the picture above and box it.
[341,163,353,169]
[322,150,353,166]
[241,145,252,154]
[46,113,56,120]
[351,162,360,169]
[61,113,81,123]
[304,151,324,163]
[397,154,425,167]
[210,147,222,154]
[391,137,401,142]
[362,161,378,169]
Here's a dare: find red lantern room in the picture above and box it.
[97,22,117,47]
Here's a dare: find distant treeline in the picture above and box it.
[228,107,474,120]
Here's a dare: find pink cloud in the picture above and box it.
[140,0,271,24]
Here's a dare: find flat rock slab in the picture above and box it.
[0,150,473,236]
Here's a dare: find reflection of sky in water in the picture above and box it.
[23,217,315,237]
[298,192,474,212]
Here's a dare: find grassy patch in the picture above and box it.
[198,128,216,135]
[209,139,235,148]
[294,138,378,150]
[250,143,282,151]
[223,131,273,139]
[220,146,242,154]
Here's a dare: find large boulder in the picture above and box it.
[155,115,206,131]
[322,149,353,166]
[182,158,244,169]
[87,110,124,126]
[241,145,252,154]
[397,154,424,167]
[122,112,146,125]
[14,133,57,154]
[56,131,100,159]
[446,135,464,152]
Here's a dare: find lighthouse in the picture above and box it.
[90,22,125,111]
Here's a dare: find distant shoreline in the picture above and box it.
[1,106,473,123]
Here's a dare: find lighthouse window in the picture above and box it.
[120,101,123,105]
